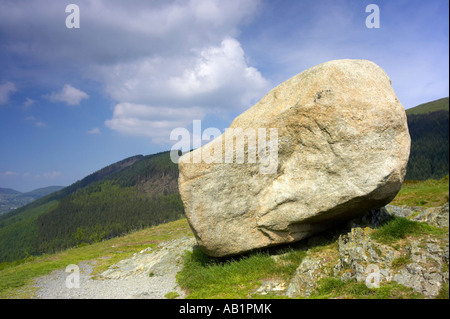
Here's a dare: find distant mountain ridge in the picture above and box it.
[0,188,22,196]
[0,186,64,215]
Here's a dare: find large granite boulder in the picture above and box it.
[178,59,411,257]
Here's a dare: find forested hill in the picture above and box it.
[405,97,449,180]
[0,151,183,262]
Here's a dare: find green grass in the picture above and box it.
[435,283,449,299]
[0,218,192,298]
[164,291,180,299]
[177,247,306,299]
[310,277,424,299]
[391,255,411,270]
[390,175,449,208]
[370,216,447,244]
[405,97,449,115]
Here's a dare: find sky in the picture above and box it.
[0,0,448,192]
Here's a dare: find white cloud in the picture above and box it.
[105,103,206,143]
[25,115,46,128]
[1,0,269,142]
[169,38,269,105]
[42,171,62,179]
[0,0,260,65]
[23,97,36,108]
[103,38,270,142]
[46,84,89,105]
[25,116,36,121]
[99,38,269,107]
[0,81,17,105]
[3,171,17,176]
[87,127,101,134]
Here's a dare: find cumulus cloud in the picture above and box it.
[0,81,17,105]
[102,38,270,142]
[24,116,46,128]
[169,38,269,105]
[2,171,17,176]
[1,0,268,142]
[80,1,270,143]
[105,103,206,143]
[87,127,101,135]
[0,0,260,65]
[46,84,89,105]
[42,171,62,179]
[23,97,36,108]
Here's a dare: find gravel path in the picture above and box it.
[32,261,184,299]
[32,237,196,299]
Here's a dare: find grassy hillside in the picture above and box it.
[0,151,183,263]
[390,175,449,207]
[406,97,449,115]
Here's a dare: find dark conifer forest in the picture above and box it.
[405,98,449,180]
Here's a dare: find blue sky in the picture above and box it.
[0,0,448,192]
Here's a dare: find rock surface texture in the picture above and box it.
[178,59,411,257]
[286,202,449,298]
[33,237,196,299]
